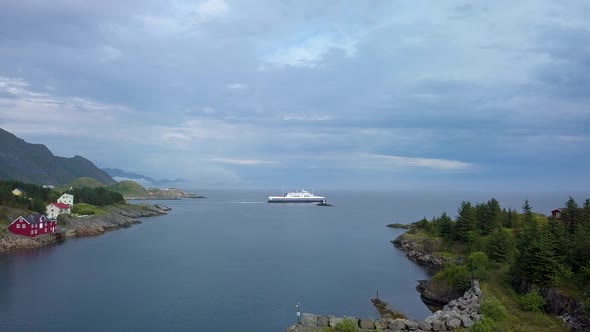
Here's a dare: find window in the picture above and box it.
[16,224,20,229]
[45,228,47,232]
[22,224,26,228]
[31,230,34,235]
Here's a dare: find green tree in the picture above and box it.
[467,251,489,280]
[455,201,476,241]
[513,199,568,286]
[437,212,453,240]
[486,228,514,262]
[561,196,580,234]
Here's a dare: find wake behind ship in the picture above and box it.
[267,190,325,203]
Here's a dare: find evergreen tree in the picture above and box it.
[545,217,570,264]
[475,202,488,235]
[486,228,514,262]
[513,199,567,287]
[486,198,502,233]
[437,212,453,240]
[501,208,510,228]
[571,199,590,272]
[562,197,580,234]
[455,201,476,241]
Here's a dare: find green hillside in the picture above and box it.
[108,180,150,197]
[57,177,107,191]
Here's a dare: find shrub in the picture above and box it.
[467,251,489,280]
[323,318,358,332]
[480,295,508,321]
[433,264,471,293]
[518,288,545,312]
[470,317,495,332]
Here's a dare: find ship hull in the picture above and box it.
[267,197,325,203]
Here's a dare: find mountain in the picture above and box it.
[0,128,116,185]
[103,168,187,188]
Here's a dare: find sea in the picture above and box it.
[0,190,585,331]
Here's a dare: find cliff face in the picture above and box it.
[0,127,115,185]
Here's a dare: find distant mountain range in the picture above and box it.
[0,128,116,185]
[102,168,188,188]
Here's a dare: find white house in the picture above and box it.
[57,193,74,207]
[45,203,71,219]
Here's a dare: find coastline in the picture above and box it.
[0,204,168,253]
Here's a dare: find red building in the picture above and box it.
[551,209,561,219]
[7,214,57,237]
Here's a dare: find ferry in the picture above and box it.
[268,190,325,203]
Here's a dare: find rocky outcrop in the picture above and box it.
[418,278,467,310]
[0,233,59,252]
[286,281,483,332]
[391,233,463,269]
[61,204,168,237]
[0,204,169,252]
[513,278,589,331]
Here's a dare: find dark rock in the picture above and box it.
[359,318,375,329]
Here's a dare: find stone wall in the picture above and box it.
[286,280,482,332]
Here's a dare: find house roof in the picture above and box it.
[13,188,25,192]
[11,214,47,225]
[52,202,70,209]
[551,208,561,212]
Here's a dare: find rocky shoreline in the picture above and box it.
[0,204,169,253]
[391,234,463,269]
[287,280,483,332]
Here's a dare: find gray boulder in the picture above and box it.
[328,316,343,327]
[402,319,419,330]
[447,318,461,329]
[301,313,318,326]
[388,319,407,330]
[317,316,329,327]
[418,321,432,330]
[461,316,474,327]
[432,320,446,331]
[359,318,375,329]
[375,318,389,329]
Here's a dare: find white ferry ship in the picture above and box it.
[267,190,325,203]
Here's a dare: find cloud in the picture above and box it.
[366,154,474,171]
[197,0,228,18]
[0,76,131,136]
[264,34,357,68]
[208,157,279,165]
[227,83,247,89]
[281,113,333,121]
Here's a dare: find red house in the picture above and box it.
[551,209,561,219]
[7,214,57,237]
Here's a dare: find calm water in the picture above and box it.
[0,190,584,331]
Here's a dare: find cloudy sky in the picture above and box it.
[1,1,589,190]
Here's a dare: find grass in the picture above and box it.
[72,203,106,216]
[478,267,568,332]
[434,251,457,258]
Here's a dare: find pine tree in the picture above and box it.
[571,199,590,272]
[455,201,476,241]
[437,212,453,240]
[513,199,567,287]
[562,197,580,234]
[486,228,514,262]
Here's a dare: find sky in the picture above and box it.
[0,0,589,191]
